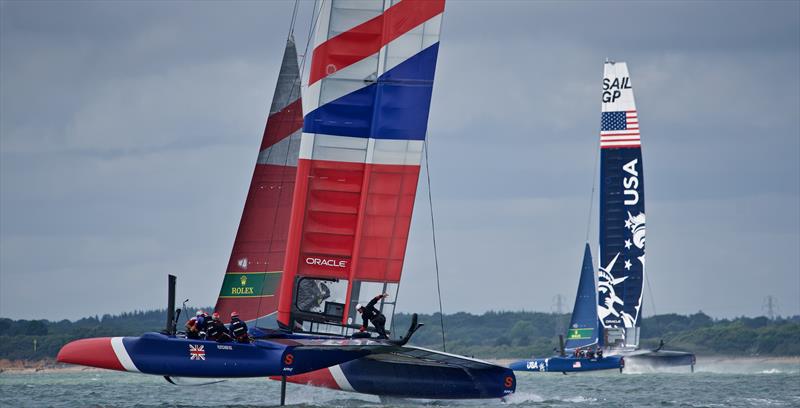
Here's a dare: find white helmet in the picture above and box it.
[356,303,364,311]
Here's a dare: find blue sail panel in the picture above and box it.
[302,43,439,141]
[565,243,599,350]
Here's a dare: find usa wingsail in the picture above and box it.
[598,61,694,369]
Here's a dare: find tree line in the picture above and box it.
[1,309,798,361]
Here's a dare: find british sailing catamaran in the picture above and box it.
[57,0,516,402]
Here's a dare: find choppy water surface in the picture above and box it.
[1,359,798,407]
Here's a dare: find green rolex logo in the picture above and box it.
[219,272,279,298]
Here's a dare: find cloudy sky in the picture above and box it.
[1,0,798,321]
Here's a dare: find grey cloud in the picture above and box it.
[1,1,798,320]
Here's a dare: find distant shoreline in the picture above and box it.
[2,356,798,375]
[0,359,103,374]
[490,356,800,366]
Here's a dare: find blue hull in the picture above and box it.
[337,357,514,398]
[623,350,696,367]
[284,346,516,399]
[57,332,373,378]
[60,332,516,399]
[510,355,623,373]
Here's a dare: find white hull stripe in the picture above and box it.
[111,337,140,372]
[329,365,355,392]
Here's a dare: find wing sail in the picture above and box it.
[214,37,303,323]
[597,61,645,348]
[277,0,445,332]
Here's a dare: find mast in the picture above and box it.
[597,61,645,349]
[277,0,446,333]
[213,36,303,324]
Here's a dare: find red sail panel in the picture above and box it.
[351,164,419,282]
[214,37,303,323]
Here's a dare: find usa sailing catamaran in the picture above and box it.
[510,243,624,373]
[597,61,694,370]
[511,61,694,373]
[57,0,516,401]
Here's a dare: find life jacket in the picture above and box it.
[230,318,249,342]
[207,320,228,340]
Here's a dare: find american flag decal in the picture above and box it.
[189,344,205,360]
[601,110,640,148]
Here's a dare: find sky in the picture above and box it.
[1,0,798,321]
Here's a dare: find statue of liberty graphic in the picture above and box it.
[597,253,637,328]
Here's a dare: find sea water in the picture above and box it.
[1,359,798,407]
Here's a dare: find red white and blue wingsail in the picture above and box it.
[597,61,645,349]
[214,36,303,323]
[277,0,445,332]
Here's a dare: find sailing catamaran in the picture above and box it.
[57,0,516,401]
[596,61,695,370]
[511,61,694,373]
[510,244,624,372]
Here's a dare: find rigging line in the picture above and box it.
[584,139,600,243]
[288,0,300,39]
[640,134,657,319]
[254,0,320,328]
[645,266,657,317]
[298,0,323,84]
[423,138,446,352]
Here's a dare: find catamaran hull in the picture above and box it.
[510,356,624,373]
[283,358,516,399]
[57,332,369,378]
[621,350,696,368]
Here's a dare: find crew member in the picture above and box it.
[185,318,200,339]
[196,310,207,328]
[206,312,233,342]
[229,311,250,343]
[194,310,210,339]
[357,293,390,339]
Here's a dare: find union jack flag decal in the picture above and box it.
[189,344,205,360]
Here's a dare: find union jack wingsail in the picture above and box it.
[597,61,645,349]
[276,0,445,334]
